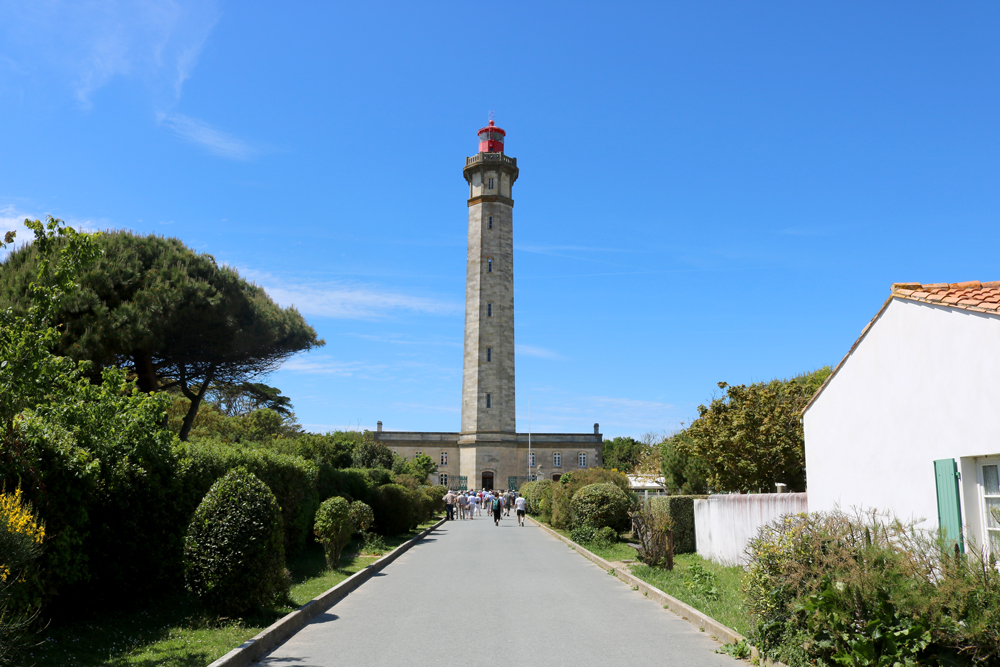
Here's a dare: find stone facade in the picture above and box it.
[372,123,602,491]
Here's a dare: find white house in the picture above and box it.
[803,281,1000,556]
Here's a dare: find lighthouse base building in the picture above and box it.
[374,121,602,491]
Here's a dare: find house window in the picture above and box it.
[415,451,422,458]
[488,216,493,229]
[578,452,587,467]
[440,452,448,466]
[488,259,492,273]
[439,473,448,486]
[529,452,536,467]
[486,393,492,408]
[487,303,492,317]
[981,461,1000,555]
[487,347,492,362]
[553,452,562,467]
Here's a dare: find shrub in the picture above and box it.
[0,487,45,666]
[183,468,288,615]
[364,468,393,487]
[571,483,633,533]
[570,525,597,544]
[314,497,353,567]
[744,510,1000,666]
[392,474,424,490]
[551,469,631,529]
[369,484,415,536]
[268,432,358,468]
[593,526,617,546]
[649,495,703,554]
[630,498,674,568]
[348,501,374,535]
[176,441,319,557]
[519,480,553,522]
[317,467,373,504]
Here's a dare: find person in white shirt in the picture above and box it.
[514,495,527,527]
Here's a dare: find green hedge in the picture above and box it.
[571,483,632,532]
[317,466,374,503]
[519,480,554,522]
[175,441,319,557]
[550,469,632,529]
[647,495,705,554]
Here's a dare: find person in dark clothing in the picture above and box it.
[491,492,503,526]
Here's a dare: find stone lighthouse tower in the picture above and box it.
[458,119,519,488]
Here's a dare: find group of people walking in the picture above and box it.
[442,489,527,527]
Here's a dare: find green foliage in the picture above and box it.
[348,501,374,535]
[0,219,183,616]
[647,496,702,555]
[570,483,633,533]
[404,453,438,481]
[369,484,415,536]
[0,229,324,441]
[744,511,1000,666]
[274,432,359,468]
[183,468,288,616]
[550,468,632,529]
[175,441,319,557]
[593,526,617,546]
[314,497,353,567]
[681,367,831,493]
[685,562,720,600]
[659,431,711,495]
[601,436,649,473]
[351,435,394,470]
[717,639,751,659]
[316,467,374,504]
[519,480,554,522]
[570,525,597,544]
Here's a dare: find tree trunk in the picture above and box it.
[179,365,215,442]
[132,350,159,393]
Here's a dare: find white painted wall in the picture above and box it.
[694,493,808,566]
[804,297,1000,551]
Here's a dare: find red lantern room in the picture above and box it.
[477,119,506,154]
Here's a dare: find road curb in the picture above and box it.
[207,517,447,667]
[527,516,788,665]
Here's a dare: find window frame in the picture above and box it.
[488,216,493,229]
[553,452,562,467]
[487,347,491,362]
[529,452,536,467]
[487,259,492,273]
[439,473,448,486]
[487,303,492,317]
[440,451,448,466]
[578,452,587,468]
[978,457,1000,556]
[486,393,491,409]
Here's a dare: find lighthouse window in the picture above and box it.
[487,303,492,317]
[488,216,493,229]
[488,178,494,190]
[488,259,492,273]
[486,393,492,408]
[487,347,492,362]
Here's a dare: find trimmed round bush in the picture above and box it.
[183,467,288,615]
[349,501,374,535]
[370,484,415,536]
[571,482,632,532]
[314,496,353,567]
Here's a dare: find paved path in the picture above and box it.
[261,513,742,666]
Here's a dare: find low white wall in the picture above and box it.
[694,493,808,566]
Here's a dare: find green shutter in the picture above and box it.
[934,458,964,553]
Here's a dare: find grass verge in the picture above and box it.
[25,519,441,667]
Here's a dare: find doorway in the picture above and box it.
[482,471,494,490]
[552,474,562,482]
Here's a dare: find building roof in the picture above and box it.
[891,281,1000,314]
[803,280,1000,414]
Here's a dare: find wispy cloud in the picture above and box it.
[241,269,462,320]
[516,344,564,360]
[280,357,388,377]
[159,112,257,159]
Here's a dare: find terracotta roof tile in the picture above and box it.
[891,280,1000,315]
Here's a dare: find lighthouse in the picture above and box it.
[373,120,602,493]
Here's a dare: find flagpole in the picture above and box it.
[528,398,532,483]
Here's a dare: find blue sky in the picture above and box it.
[1,2,997,437]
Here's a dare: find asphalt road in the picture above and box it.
[260,511,742,666]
